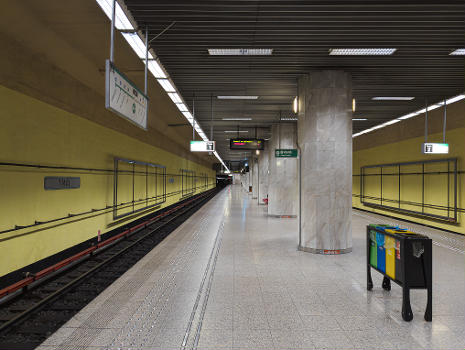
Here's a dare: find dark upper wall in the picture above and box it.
[0,0,214,169]
[354,100,465,152]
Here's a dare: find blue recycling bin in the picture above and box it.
[376,232,386,272]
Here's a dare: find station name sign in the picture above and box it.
[422,143,449,154]
[190,140,215,152]
[230,138,264,150]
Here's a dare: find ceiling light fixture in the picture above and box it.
[449,48,465,55]
[222,118,252,121]
[217,96,259,100]
[372,97,415,101]
[157,79,176,93]
[293,96,298,114]
[352,118,368,121]
[95,0,133,30]
[147,60,166,79]
[176,103,188,112]
[224,130,248,133]
[329,48,396,56]
[208,48,273,56]
[281,118,298,121]
[168,92,182,104]
[352,98,356,112]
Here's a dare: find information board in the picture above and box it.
[230,138,264,150]
[275,149,298,158]
[422,143,449,154]
[190,140,215,152]
[105,60,148,129]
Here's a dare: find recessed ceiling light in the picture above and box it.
[329,48,397,56]
[208,48,273,56]
[352,118,367,121]
[449,48,465,55]
[280,118,298,121]
[372,97,415,101]
[222,118,252,121]
[217,96,259,100]
[224,130,248,133]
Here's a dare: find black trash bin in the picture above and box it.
[367,225,432,322]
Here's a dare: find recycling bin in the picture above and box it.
[367,225,432,322]
[376,232,386,273]
[385,236,396,279]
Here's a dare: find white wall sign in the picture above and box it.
[422,143,449,154]
[105,60,148,129]
[190,140,216,152]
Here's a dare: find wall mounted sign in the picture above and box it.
[230,138,264,150]
[44,177,80,190]
[105,60,148,130]
[190,140,215,152]
[422,143,449,154]
[275,149,298,158]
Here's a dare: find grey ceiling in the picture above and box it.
[124,0,465,163]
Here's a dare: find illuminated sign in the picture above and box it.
[275,149,298,158]
[230,138,264,150]
[190,140,215,152]
[422,143,449,154]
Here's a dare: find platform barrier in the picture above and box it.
[367,224,432,322]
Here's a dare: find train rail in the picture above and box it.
[0,189,219,350]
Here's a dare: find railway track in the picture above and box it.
[0,189,218,350]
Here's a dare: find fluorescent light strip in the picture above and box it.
[208,48,272,56]
[450,48,465,55]
[121,32,152,59]
[353,93,465,138]
[147,60,166,79]
[329,48,396,56]
[157,79,176,92]
[224,130,248,133]
[281,118,298,121]
[372,97,414,101]
[217,96,258,100]
[95,0,134,30]
[352,118,367,121]
[176,103,188,112]
[168,92,182,104]
[222,118,252,121]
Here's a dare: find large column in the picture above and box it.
[252,156,258,199]
[258,144,269,205]
[298,71,352,254]
[268,123,298,216]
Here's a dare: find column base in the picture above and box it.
[298,246,352,254]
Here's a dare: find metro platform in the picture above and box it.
[37,185,465,350]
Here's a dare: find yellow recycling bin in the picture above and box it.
[385,236,396,279]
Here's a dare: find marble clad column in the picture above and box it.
[298,71,352,254]
[268,123,298,216]
[252,156,259,199]
[258,143,269,204]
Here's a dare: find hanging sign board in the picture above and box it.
[230,138,264,150]
[422,143,449,154]
[190,140,216,152]
[105,60,148,130]
[275,149,298,158]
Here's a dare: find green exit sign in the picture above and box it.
[275,149,298,158]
